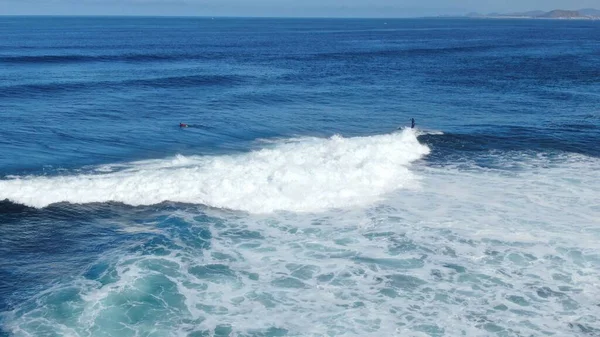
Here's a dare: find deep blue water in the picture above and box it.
[1,17,599,337]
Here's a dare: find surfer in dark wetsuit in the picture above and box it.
[411,118,415,129]
[180,123,188,128]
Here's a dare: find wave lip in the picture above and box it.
[0,129,429,213]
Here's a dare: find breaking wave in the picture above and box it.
[0,129,429,213]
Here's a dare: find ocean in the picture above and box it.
[0,17,599,336]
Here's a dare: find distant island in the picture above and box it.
[465,8,600,20]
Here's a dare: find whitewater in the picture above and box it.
[2,16,600,337]
[2,130,599,337]
[0,129,429,212]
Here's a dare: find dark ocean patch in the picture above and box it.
[418,127,600,162]
[128,74,245,88]
[284,43,535,62]
[0,74,247,97]
[430,54,600,90]
[0,200,33,214]
[0,52,224,64]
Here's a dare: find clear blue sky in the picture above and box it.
[1,0,598,17]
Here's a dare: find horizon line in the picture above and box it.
[0,14,465,19]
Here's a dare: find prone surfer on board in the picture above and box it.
[179,123,189,128]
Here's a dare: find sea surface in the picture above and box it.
[0,17,599,337]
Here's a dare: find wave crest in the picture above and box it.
[0,129,429,213]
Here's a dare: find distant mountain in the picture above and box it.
[579,8,600,16]
[506,10,546,17]
[465,12,484,17]
[465,8,600,19]
[538,10,581,18]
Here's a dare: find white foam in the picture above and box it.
[3,149,600,337]
[415,129,444,136]
[402,152,600,245]
[0,129,429,213]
